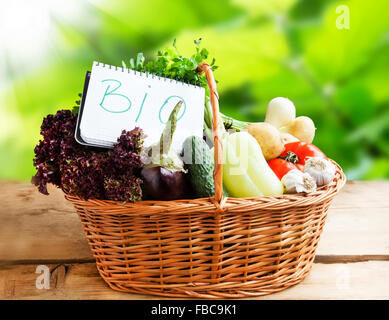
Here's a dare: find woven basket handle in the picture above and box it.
[197,62,223,204]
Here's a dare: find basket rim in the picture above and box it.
[64,159,346,213]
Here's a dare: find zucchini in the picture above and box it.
[182,136,215,197]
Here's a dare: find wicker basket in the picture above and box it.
[65,63,346,298]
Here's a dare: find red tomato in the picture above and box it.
[267,158,298,180]
[280,142,326,165]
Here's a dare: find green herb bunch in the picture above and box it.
[124,38,217,88]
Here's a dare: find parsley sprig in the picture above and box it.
[123,38,217,88]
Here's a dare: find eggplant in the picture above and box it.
[141,101,193,201]
[141,166,191,200]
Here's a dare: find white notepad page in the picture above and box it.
[79,61,205,151]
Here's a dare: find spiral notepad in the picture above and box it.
[75,61,205,150]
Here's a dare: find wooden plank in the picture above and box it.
[316,207,389,256]
[316,181,389,256]
[1,181,389,263]
[1,261,388,300]
[0,182,92,262]
[328,180,389,209]
[257,261,389,300]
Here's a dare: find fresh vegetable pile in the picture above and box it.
[32,40,337,201]
[213,96,336,197]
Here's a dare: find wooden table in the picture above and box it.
[0,181,388,299]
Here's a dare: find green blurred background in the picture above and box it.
[1,0,389,181]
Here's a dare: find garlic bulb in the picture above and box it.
[304,157,335,186]
[281,169,317,194]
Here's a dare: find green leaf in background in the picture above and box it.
[303,0,389,83]
[334,82,374,127]
[1,0,389,181]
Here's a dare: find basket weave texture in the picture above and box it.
[65,63,346,298]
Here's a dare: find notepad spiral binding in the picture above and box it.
[93,61,202,88]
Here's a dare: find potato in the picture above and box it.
[246,122,284,160]
[280,132,299,144]
[279,116,316,143]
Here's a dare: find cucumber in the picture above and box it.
[182,136,215,197]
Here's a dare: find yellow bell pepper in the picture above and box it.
[223,132,283,197]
